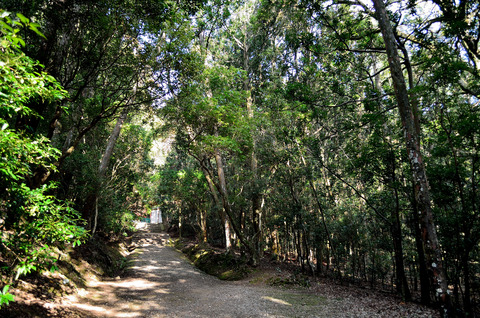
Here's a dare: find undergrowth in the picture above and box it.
[173,239,249,281]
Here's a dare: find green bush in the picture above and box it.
[0,10,88,301]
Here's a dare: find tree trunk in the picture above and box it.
[199,208,207,243]
[214,146,232,251]
[247,92,262,265]
[301,154,334,274]
[98,110,128,177]
[179,206,183,238]
[232,23,264,265]
[87,109,128,232]
[391,184,412,301]
[240,31,262,265]
[411,190,432,304]
[372,0,451,314]
[200,162,221,206]
[374,55,411,301]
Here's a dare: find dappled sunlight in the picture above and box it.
[262,296,292,306]
[132,264,163,271]
[69,299,167,318]
[103,278,162,290]
[62,230,403,318]
[62,230,333,317]
[64,232,187,317]
[70,303,108,314]
[68,275,170,317]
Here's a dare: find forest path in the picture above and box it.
[65,230,434,318]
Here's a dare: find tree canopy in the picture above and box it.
[1,0,480,316]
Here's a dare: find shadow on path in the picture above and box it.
[65,232,336,318]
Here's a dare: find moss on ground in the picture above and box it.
[266,272,312,288]
[173,239,249,281]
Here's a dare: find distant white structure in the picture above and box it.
[151,208,162,224]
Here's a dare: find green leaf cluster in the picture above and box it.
[0,285,14,308]
[0,11,87,298]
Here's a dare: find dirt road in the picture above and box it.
[66,232,437,317]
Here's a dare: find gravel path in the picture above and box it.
[67,232,437,318]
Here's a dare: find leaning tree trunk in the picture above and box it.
[374,59,411,301]
[98,111,128,178]
[89,109,128,233]
[395,39,432,304]
[212,136,253,256]
[372,0,451,315]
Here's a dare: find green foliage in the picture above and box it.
[2,0,479,314]
[0,12,65,119]
[6,183,87,279]
[164,64,251,156]
[0,11,87,295]
[155,3,478,312]
[0,285,14,308]
[0,129,59,184]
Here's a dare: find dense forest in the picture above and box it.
[1,0,479,316]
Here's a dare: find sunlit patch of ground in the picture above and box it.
[60,230,439,318]
[1,225,440,318]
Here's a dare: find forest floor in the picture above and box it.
[1,229,440,317]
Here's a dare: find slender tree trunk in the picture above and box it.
[232,23,264,264]
[411,189,432,304]
[247,92,262,265]
[98,110,128,177]
[196,206,207,243]
[299,149,334,273]
[392,184,412,301]
[372,0,451,314]
[374,57,411,301]
[92,198,99,234]
[200,163,220,206]
[211,137,259,257]
[240,32,262,265]
[214,145,232,251]
[179,206,183,238]
[88,109,128,232]
[204,77,234,251]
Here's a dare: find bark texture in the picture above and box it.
[372,0,451,315]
